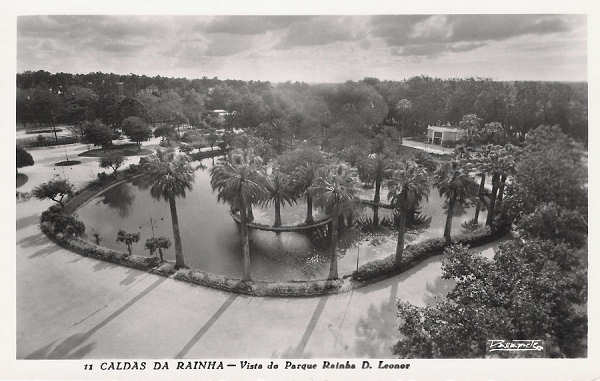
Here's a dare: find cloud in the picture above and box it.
[371,14,582,57]
[203,34,256,56]
[203,16,310,35]
[16,15,586,82]
[393,42,487,57]
[274,16,364,49]
[446,14,574,42]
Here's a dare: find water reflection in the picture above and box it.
[98,183,135,218]
[77,159,487,282]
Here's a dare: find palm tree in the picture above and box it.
[434,160,475,242]
[360,152,395,227]
[144,150,195,269]
[294,163,319,224]
[145,237,171,262]
[387,160,430,263]
[478,144,517,226]
[260,169,297,227]
[210,153,266,281]
[456,149,486,225]
[279,146,326,224]
[310,166,357,280]
[116,230,140,256]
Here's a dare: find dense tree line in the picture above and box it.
[17,70,587,143]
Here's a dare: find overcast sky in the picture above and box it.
[17,15,587,82]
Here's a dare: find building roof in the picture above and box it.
[427,125,461,132]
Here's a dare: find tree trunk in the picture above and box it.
[444,195,456,243]
[52,119,58,142]
[274,196,282,227]
[168,196,186,269]
[395,207,407,264]
[126,244,132,256]
[158,247,164,262]
[346,210,354,227]
[486,173,500,226]
[305,193,313,224]
[338,214,345,231]
[328,214,339,280]
[239,201,252,281]
[247,205,254,222]
[497,174,507,204]
[373,177,381,226]
[473,173,486,223]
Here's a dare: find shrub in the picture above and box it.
[352,226,505,282]
[32,179,74,207]
[40,207,85,238]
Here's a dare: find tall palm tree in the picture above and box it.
[279,146,326,224]
[144,149,195,269]
[310,166,357,280]
[294,163,319,224]
[260,169,297,227]
[360,152,395,226]
[434,160,475,242]
[210,153,266,281]
[387,160,430,263]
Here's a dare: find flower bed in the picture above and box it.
[352,226,507,282]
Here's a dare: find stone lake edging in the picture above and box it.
[39,171,509,297]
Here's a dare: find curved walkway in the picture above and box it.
[16,142,503,359]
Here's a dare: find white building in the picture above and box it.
[426,125,466,146]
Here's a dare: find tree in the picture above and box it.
[16,146,34,174]
[145,237,171,262]
[458,113,483,145]
[210,153,266,281]
[504,125,587,228]
[99,154,124,176]
[122,116,152,148]
[475,144,518,226]
[30,87,64,141]
[387,160,430,262]
[260,169,297,227]
[395,98,413,136]
[434,161,476,242]
[143,150,195,269]
[116,230,140,256]
[32,179,74,208]
[118,97,149,123]
[394,239,587,358]
[358,149,396,227]
[64,85,98,123]
[278,146,326,224]
[518,202,587,248]
[82,120,113,149]
[153,125,177,143]
[310,166,357,280]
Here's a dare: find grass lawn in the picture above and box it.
[78,143,153,157]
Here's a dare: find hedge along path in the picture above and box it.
[43,170,510,297]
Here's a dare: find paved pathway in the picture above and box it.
[16,141,499,359]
